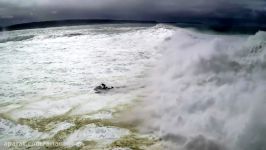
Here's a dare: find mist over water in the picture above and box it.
[137,28,266,150]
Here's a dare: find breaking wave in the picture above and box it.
[137,28,266,150]
[0,35,35,43]
[45,33,84,39]
[1,24,265,149]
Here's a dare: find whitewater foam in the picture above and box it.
[2,24,265,149]
[0,118,47,145]
[135,28,266,150]
[64,124,130,147]
[0,24,175,149]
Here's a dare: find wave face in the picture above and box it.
[140,28,266,150]
[0,35,34,43]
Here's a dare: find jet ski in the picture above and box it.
[94,83,113,93]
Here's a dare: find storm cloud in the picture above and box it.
[0,0,265,26]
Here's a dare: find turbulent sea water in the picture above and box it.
[0,24,266,150]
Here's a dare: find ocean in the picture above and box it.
[0,24,265,150]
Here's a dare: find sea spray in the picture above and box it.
[135,28,266,150]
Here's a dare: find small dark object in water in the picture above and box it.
[94,83,113,93]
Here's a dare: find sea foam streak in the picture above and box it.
[137,28,266,150]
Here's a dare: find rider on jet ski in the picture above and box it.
[94,83,113,92]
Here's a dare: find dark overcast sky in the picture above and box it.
[0,0,266,26]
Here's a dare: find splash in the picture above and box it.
[138,28,266,150]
